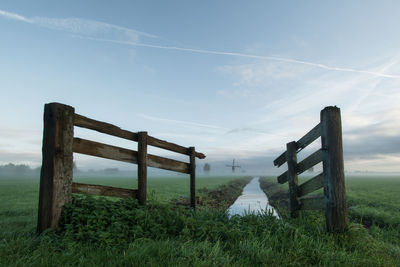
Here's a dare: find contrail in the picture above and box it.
[2,8,400,79]
[0,9,158,39]
[79,36,400,79]
[138,114,229,131]
[0,9,32,23]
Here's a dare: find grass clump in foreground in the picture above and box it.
[2,195,399,266]
[1,176,400,266]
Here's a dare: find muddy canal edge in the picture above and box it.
[259,177,290,218]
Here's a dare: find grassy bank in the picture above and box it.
[1,175,400,266]
[260,175,400,258]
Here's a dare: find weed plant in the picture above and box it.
[1,176,400,266]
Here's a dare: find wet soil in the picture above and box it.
[259,177,290,218]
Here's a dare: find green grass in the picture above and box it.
[261,175,400,253]
[0,175,239,234]
[1,175,400,266]
[73,176,240,202]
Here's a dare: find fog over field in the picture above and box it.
[1,2,400,174]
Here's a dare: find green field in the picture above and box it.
[1,175,400,266]
[0,176,239,234]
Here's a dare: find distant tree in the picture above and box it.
[15,164,30,175]
[0,163,31,176]
[203,163,210,174]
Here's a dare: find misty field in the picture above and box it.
[1,175,400,266]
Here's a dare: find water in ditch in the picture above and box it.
[227,177,280,218]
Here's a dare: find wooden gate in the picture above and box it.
[37,102,205,233]
[273,106,348,232]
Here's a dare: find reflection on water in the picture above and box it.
[227,177,280,218]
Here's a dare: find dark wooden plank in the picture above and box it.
[321,106,348,232]
[189,147,196,208]
[72,182,137,198]
[296,149,323,174]
[278,149,322,184]
[273,123,321,168]
[73,138,138,164]
[296,123,321,152]
[74,113,138,141]
[299,195,325,210]
[298,173,324,197]
[147,154,190,174]
[286,141,300,218]
[147,135,206,159]
[273,151,286,167]
[137,132,147,205]
[277,171,288,184]
[37,103,74,234]
[73,138,189,174]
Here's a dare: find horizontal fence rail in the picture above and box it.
[297,173,324,197]
[73,138,138,164]
[74,113,138,141]
[74,113,205,159]
[72,138,190,174]
[277,149,323,184]
[273,106,348,233]
[37,102,205,234]
[72,182,138,198]
[273,123,321,168]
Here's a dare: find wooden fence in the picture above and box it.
[273,106,348,233]
[37,102,205,234]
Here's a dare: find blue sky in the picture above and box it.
[1,1,400,173]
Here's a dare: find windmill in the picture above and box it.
[226,159,241,173]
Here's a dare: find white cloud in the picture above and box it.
[216,54,400,171]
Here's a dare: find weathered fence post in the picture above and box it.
[321,106,348,232]
[37,103,74,234]
[286,141,299,218]
[138,131,148,205]
[189,146,196,208]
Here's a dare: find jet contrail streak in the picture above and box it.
[2,8,399,79]
[80,36,400,79]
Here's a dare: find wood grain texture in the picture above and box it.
[72,182,137,198]
[321,106,348,232]
[147,135,205,159]
[299,195,325,210]
[73,138,138,164]
[37,103,74,234]
[298,173,324,197]
[147,154,190,174]
[74,113,138,141]
[137,132,147,205]
[286,141,299,218]
[189,147,196,208]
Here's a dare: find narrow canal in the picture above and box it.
[227,177,280,218]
